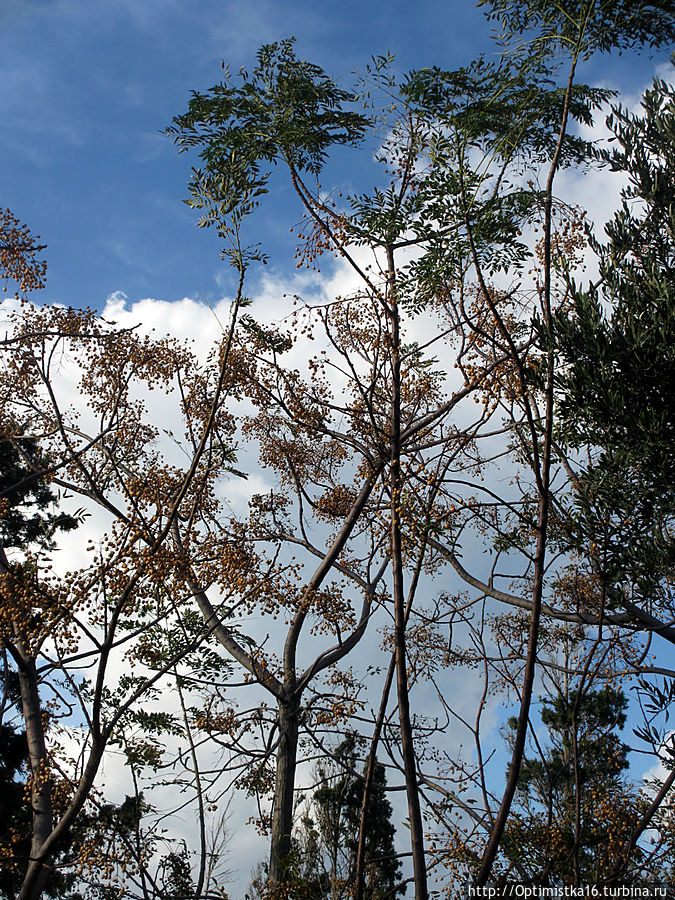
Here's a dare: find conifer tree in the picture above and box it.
[257,736,403,900]
[0,439,80,898]
[503,687,642,885]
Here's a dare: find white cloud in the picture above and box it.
[101,290,235,349]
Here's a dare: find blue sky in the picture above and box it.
[1,0,485,309]
[2,0,669,311]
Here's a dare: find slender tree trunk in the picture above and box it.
[16,647,53,900]
[269,693,301,885]
[355,521,432,900]
[331,823,340,900]
[472,46,581,887]
[387,245,428,900]
[392,550,428,900]
[474,475,550,885]
[353,654,396,900]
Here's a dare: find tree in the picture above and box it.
[495,679,675,888]
[166,39,506,899]
[297,737,402,900]
[0,230,235,898]
[247,737,402,900]
[553,76,675,611]
[398,3,675,882]
[547,78,675,883]
[0,436,80,899]
[167,32,614,896]
[503,686,636,884]
[0,442,194,900]
[3,4,675,897]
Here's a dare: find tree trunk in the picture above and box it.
[16,649,53,900]
[392,552,428,900]
[354,654,396,900]
[269,693,301,885]
[387,245,428,900]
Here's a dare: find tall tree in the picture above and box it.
[400,3,675,883]
[553,76,675,613]
[167,40,500,898]
[1,291,238,898]
[503,686,637,884]
[296,737,403,900]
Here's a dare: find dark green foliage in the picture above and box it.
[0,669,83,900]
[167,39,369,239]
[553,79,675,600]
[70,796,197,900]
[480,0,675,57]
[514,687,629,801]
[0,440,81,897]
[0,439,79,552]
[0,718,26,792]
[503,687,636,883]
[399,54,610,298]
[94,793,148,836]
[633,676,675,764]
[0,668,30,899]
[246,734,405,900]
[404,55,608,165]
[52,796,202,900]
[289,737,403,900]
[155,846,197,900]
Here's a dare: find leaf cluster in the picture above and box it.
[0,439,80,552]
[481,0,675,58]
[167,39,369,232]
[552,79,675,597]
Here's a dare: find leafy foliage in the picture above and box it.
[481,0,675,57]
[400,53,609,295]
[167,39,368,235]
[553,78,675,600]
[503,687,640,884]
[0,439,80,552]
